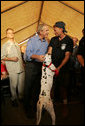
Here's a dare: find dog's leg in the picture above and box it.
[46,101,56,125]
[36,100,43,125]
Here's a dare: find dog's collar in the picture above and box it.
[43,62,59,76]
[43,62,52,68]
[43,62,55,72]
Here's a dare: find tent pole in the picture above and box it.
[37,1,44,31]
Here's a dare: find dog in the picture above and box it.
[36,53,58,125]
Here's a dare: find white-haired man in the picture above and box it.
[24,24,49,118]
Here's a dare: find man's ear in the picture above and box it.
[40,30,43,35]
[60,28,64,32]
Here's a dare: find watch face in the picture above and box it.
[61,44,66,50]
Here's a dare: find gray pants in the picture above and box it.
[9,71,25,100]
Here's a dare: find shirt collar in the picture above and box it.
[37,34,46,42]
[7,40,18,46]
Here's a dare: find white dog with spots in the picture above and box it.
[36,54,58,125]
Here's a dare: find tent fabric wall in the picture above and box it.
[1,1,84,46]
[1,22,38,45]
[1,1,42,45]
[1,1,25,12]
[41,1,84,40]
[61,1,84,14]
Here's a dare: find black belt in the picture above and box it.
[26,61,42,65]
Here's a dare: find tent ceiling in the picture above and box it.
[1,1,84,46]
[1,1,26,13]
[41,1,84,40]
[61,1,84,14]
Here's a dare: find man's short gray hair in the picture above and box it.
[37,24,47,34]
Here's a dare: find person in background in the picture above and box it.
[72,37,78,55]
[1,60,8,80]
[24,24,49,118]
[1,28,25,107]
[20,45,26,67]
[77,28,84,103]
[1,60,10,105]
[68,37,80,100]
[77,29,84,68]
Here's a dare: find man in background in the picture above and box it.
[77,28,84,103]
[1,28,25,107]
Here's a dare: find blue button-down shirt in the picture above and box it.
[24,35,48,62]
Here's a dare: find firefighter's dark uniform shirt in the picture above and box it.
[49,35,73,72]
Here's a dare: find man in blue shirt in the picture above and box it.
[24,24,49,118]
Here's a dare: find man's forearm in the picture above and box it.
[30,54,45,62]
[77,55,84,67]
[2,57,13,61]
[47,47,52,54]
[2,57,18,62]
[58,52,70,70]
[30,54,39,60]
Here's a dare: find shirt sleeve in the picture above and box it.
[1,43,8,60]
[77,37,84,56]
[24,39,34,61]
[65,38,73,53]
[48,37,54,48]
